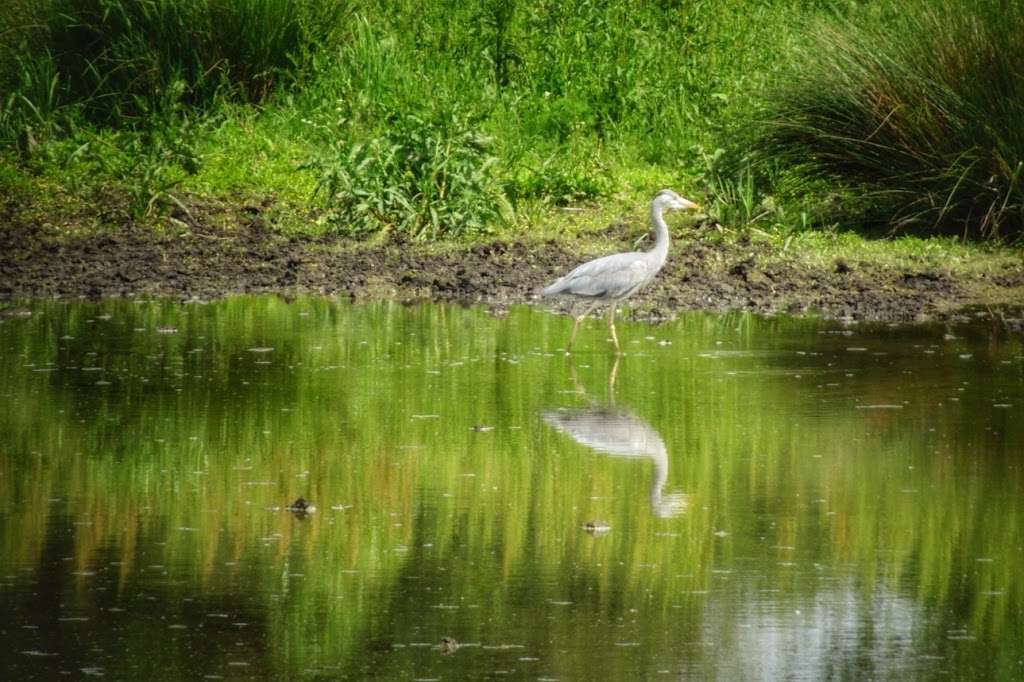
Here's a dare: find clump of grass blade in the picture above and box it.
[754,0,1024,239]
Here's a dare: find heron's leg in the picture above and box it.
[608,354,620,401]
[567,300,600,354]
[607,305,621,354]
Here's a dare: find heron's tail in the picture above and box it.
[542,279,566,297]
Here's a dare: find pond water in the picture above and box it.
[1,298,1022,680]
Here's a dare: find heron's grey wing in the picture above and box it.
[542,408,667,459]
[544,252,651,298]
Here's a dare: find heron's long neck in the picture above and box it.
[648,200,670,264]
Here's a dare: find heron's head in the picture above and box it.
[656,189,700,212]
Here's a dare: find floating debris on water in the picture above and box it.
[583,520,611,535]
[439,636,459,655]
[286,497,315,518]
[2,307,34,318]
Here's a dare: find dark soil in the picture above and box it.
[2,199,1023,325]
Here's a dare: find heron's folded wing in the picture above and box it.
[549,253,650,298]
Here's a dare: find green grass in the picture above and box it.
[0,0,823,232]
[1,0,1022,243]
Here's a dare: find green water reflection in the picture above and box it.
[1,298,1022,679]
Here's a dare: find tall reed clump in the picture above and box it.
[0,0,348,137]
[754,0,1024,239]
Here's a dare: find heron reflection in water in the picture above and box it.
[543,359,687,518]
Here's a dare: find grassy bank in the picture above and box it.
[0,0,1022,244]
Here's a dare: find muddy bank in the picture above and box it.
[2,201,1023,325]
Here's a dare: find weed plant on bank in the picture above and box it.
[304,110,511,240]
[754,0,1024,239]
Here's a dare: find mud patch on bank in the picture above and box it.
[2,200,1023,325]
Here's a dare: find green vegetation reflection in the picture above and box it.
[0,298,1022,679]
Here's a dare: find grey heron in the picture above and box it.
[542,189,700,353]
